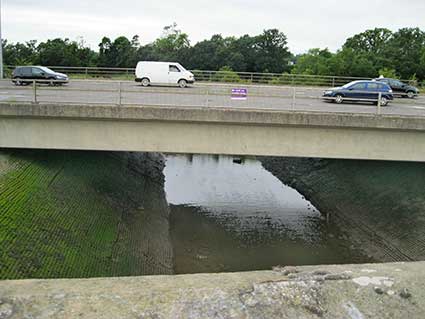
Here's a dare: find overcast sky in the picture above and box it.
[3,0,425,53]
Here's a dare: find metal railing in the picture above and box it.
[5,65,422,88]
[0,79,423,117]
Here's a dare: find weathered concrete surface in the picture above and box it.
[0,262,424,318]
[1,103,425,161]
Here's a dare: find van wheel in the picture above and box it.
[178,79,187,88]
[14,78,22,86]
[141,78,150,87]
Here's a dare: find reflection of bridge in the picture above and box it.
[1,103,425,162]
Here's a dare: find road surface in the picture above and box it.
[1,80,424,117]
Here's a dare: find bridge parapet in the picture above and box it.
[0,262,423,318]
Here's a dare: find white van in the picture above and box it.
[135,61,195,88]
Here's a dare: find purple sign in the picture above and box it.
[231,88,248,100]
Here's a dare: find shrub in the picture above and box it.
[212,66,241,83]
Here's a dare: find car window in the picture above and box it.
[32,68,44,76]
[390,80,402,87]
[378,83,387,90]
[169,65,180,72]
[19,67,32,76]
[367,83,379,91]
[39,66,54,73]
[350,83,367,90]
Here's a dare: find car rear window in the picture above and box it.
[16,67,32,76]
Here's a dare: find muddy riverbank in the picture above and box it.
[261,157,425,262]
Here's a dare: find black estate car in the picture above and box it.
[12,66,69,86]
[322,80,393,106]
[373,78,419,99]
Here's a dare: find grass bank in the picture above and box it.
[0,150,172,280]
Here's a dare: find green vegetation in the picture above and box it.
[293,28,425,81]
[211,66,241,83]
[0,150,172,280]
[3,24,291,74]
[3,25,425,82]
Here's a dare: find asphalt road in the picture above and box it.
[1,80,424,117]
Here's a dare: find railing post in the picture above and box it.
[205,87,209,107]
[32,80,38,104]
[117,81,122,106]
[377,92,382,115]
[85,67,88,79]
[332,77,335,87]
[292,87,296,111]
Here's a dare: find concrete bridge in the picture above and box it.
[1,261,424,318]
[1,102,425,162]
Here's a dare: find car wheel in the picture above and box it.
[380,97,389,106]
[178,79,187,88]
[141,78,150,87]
[335,94,344,104]
[48,79,56,86]
[14,78,22,86]
[407,91,415,99]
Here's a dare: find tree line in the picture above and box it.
[3,24,425,82]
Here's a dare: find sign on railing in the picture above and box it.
[231,88,248,100]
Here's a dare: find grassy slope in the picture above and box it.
[261,157,425,262]
[0,150,172,280]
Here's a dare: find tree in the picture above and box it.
[3,40,38,65]
[253,29,291,73]
[383,28,425,80]
[152,23,190,61]
[98,36,139,67]
[37,38,97,66]
[183,35,227,70]
[291,48,334,75]
[343,28,392,54]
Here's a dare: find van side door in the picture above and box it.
[168,64,182,84]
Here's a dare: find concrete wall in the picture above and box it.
[1,262,424,318]
[1,103,425,161]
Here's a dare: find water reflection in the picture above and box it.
[164,154,371,274]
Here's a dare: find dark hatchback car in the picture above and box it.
[373,78,419,99]
[322,80,393,106]
[12,66,69,86]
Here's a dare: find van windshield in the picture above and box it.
[176,63,186,71]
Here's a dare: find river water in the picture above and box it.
[164,155,372,274]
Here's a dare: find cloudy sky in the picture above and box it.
[3,0,425,53]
